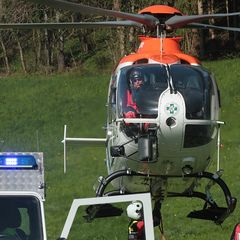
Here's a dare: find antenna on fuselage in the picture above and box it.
[159,26,166,62]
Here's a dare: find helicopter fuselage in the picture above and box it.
[106,36,220,196]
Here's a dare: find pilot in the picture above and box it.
[124,69,144,119]
[130,69,144,90]
[127,201,145,240]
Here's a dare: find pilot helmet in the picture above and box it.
[129,69,144,89]
[126,201,143,220]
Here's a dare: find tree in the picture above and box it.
[0,0,239,73]
[56,10,65,72]
[0,0,10,74]
[198,0,205,58]
[113,0,125,57]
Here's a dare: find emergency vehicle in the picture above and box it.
[0,152,47,240]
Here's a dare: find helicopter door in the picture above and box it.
[158,89,185,153]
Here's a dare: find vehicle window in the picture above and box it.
[0,196,43,240]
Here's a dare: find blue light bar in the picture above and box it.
[0,155,38,169]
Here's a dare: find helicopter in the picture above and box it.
[2,0,239,226]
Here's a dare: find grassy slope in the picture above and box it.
[0,59,239,239]
[0,70,110,239]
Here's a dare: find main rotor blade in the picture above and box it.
[166,12,240,29]
[0,21,142,30]
[188,22,240,32]
[28,0,159,28]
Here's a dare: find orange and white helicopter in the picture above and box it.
[2,0,239,225]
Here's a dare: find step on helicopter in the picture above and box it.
[2,0,239,227]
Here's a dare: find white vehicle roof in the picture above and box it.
[0,152,45,200]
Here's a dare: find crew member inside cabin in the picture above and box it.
[124,69,144,119]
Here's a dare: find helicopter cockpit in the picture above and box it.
[118,64,168,118]
[117,64,217,121]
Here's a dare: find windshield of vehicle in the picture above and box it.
[117,64,168,117]
[0,196,43,240]
[170,64,213,120]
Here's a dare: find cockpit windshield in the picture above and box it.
[170,64,213,120]
[117,64,168,118]
[117,64,213,120]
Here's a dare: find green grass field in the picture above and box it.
[0,59,239,239]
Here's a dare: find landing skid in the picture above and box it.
[93,169,236,224]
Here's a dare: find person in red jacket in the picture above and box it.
[126,200,163,240]
[124,69,144,119]
[123,69,151,135]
